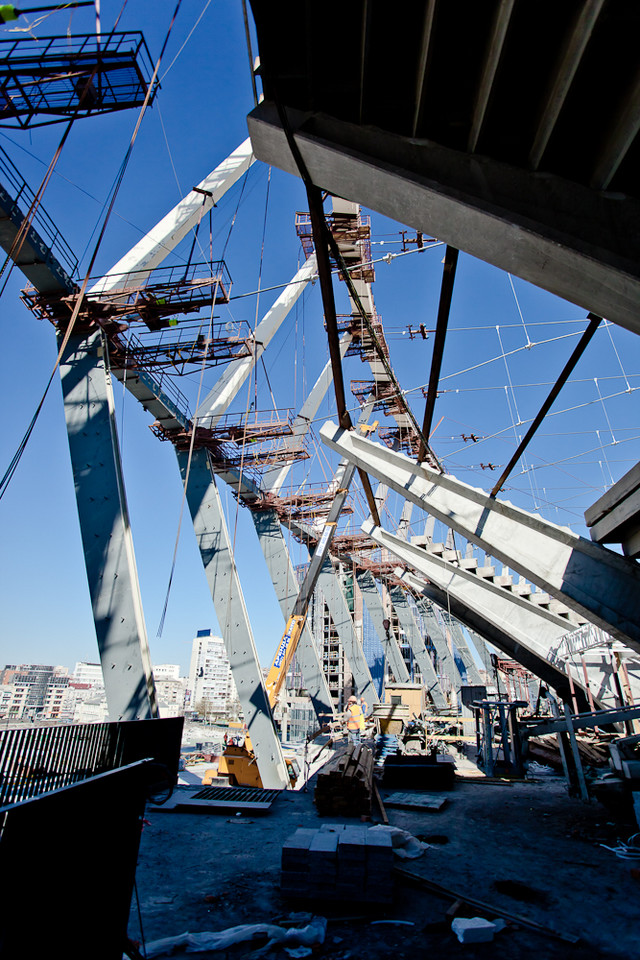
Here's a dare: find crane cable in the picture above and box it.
[155,154,252,639]
[1,1,183,501]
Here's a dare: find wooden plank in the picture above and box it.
[394,866,580,943]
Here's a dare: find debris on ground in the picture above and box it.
[451,917,506,944]
[142,916,327,957]
[367,824,429,859]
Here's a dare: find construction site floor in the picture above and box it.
[130,768,640,959]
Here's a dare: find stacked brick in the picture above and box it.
[281,824,394,903]
[313,743,374,817]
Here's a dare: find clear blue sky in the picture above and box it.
[1,1,638,676]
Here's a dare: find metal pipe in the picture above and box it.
[418,245,458,460]
[491,314,601,496]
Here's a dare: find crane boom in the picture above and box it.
[265,613,306,706]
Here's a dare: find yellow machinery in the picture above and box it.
[212,614,309,789]
[264,613,306,707]
[217,731,263,787]
[215,463,359,789]
[214,722,301,789]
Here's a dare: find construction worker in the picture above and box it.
[345,695,365,744]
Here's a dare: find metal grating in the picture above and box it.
[0,717,183,806]
[0,32,157,128]
[191,786,282,803]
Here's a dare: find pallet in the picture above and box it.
[314,743,374,817]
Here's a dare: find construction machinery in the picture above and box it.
[206,723,301,789]
[264,613,307,707]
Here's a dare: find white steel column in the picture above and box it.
[262,332,352,495]
[91,139,255,292]
[356,570,410,683]
[321,422,640,653]
[316,559,379,708]
[251,507,335,721]
[59,331,157,721]
[388,585,448,710]
[416,597,464,694]
[196,256,318,422]
[439,610,484,685]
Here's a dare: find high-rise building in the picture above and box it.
[187,630,238,719]
[0,664,69,720]
[72,662,104,687]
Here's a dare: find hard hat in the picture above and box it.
[348,696,357,702]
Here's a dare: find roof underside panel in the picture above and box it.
[251,0,640,199]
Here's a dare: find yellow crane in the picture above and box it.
[264,613,307,707]
[216,433,372,789]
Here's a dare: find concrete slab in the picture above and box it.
[132,773,639,959]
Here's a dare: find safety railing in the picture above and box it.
[0,144,78,276]
[0,716,183,806]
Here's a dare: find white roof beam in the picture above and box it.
[195,255,317,423]
[319,421,640,654]
[468,0,515,153]
[91,139,255,294]
[263,330,352,496]
[529,0,605,170]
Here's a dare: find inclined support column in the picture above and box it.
[59,331,157,721]
[178,447,289,789]
[389,586,448,710]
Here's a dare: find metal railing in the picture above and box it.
[0,144,78,276]
[0,716,183,806]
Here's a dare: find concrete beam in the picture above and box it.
[366,521,621,709]
[320,422,640,653]
[402,569,593,710]
[249,103,640,335]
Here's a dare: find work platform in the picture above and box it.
[0,32,157,127]
[22,260,233,330]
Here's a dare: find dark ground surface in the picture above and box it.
[129,769,640,960]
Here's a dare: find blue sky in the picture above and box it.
[1,2,638,676]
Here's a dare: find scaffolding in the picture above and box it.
[246,481,354,525]
[495,658,537,708]
[22,261,232,330]
[0,33,157,127]
[0,143,78,278]
[152,409,310,472]
[106,320,254,375]
[378,426,422,458]
[295,208,374,283]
